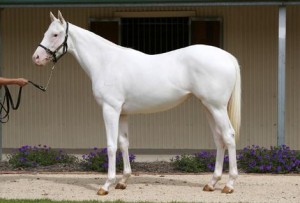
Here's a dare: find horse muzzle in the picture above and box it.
[32,49,50,66]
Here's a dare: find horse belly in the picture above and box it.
[121,91,191,114]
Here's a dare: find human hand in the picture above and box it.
[15,78,29,87]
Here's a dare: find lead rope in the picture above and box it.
[0,85,23,123]
[0,65,55,123]
[29,64,55,92]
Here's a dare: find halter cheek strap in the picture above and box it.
[39,22,69,63]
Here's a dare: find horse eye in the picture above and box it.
[54,34,58,37]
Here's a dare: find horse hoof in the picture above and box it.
[115,183,127,190]
[97,188,109,196]
[203,184,214,192]
[221,186,234,194]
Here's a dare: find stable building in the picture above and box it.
[0,1,299,157]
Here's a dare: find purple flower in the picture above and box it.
[100,148,107,154]
[224,155,229,162]
[250,160,257,167]
[285,165,292,171]
[207,163,215,171]
[277,166,282,172]
[19,157,26,162]
[102,162,108,169]
[129,154,136,162]
[259,165,264,171]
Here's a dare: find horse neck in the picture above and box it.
[67,23,120,79]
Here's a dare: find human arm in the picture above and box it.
[0,77,28,87]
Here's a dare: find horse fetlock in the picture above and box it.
[119,173,131,186]
[229,171,238,180]
[107,176,117,184]
[123,172,131,178]
[213,173,222,180]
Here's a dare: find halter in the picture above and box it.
[39,22,69,63]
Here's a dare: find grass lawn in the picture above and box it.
[0,200,127,203]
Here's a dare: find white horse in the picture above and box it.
[32,11,241,195]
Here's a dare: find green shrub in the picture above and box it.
[172,154,203,172]
[8,145,77,168]
[172,152,229,173]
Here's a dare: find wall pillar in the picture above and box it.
[277,5,286,146]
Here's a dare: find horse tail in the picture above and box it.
[228,56,241,141]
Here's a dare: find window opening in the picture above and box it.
[121,17,189,54]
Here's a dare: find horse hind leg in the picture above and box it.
[115,115,132,190]
[203,107,226,192]
[203,104,238,193]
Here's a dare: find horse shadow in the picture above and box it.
[0,173,207,193]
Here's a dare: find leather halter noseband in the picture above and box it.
[39,22,69,63]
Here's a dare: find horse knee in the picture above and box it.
[107,146,117,156]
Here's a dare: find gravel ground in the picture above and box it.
[1,161,300,202]
[1,173,300,202]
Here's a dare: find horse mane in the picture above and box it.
[70,22,137,53]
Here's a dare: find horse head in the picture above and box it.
[32,11,68,66]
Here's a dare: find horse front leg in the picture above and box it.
[115,115,132,190]
[97,103,121,196]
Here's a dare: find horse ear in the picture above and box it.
[50,12,57,22]
[57,10,65,24]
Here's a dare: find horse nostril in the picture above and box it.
[32,54,40,63]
